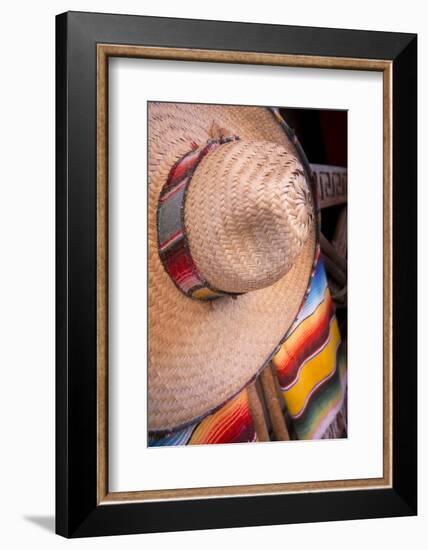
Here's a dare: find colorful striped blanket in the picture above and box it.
[149,258,347,446]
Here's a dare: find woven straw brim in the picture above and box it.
[148,103,316,432]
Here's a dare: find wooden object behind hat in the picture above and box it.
[320,233,347,273]
[260,365,290,441]
[247,382,270,442]
[312,164,347,209]
[332,206,347,259]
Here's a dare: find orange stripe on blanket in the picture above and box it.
[189,389,256,445]
[283,319,341,418]
[272,289,334,389]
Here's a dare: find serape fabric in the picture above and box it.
[272,259,347,439]
[148,258,346,446]
[149,389,256,446]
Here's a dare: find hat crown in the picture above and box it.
[185,140,314,294]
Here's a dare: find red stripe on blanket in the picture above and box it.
[274,293,335,389]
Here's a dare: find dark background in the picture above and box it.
[280,108,347,166]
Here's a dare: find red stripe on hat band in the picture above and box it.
[157,135,241,301]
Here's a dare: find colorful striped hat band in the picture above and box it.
[157,135,242,301]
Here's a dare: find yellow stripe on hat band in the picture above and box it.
[191,287,222,300]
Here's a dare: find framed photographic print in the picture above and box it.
[56,11,417,537]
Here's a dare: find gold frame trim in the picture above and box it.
[96,44,393,505]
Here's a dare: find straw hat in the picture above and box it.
[148,103,317,433]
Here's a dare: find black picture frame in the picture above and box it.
[56,11,417,538]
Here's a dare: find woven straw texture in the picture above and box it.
[148,103,316,432]
[186,140,314,293]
